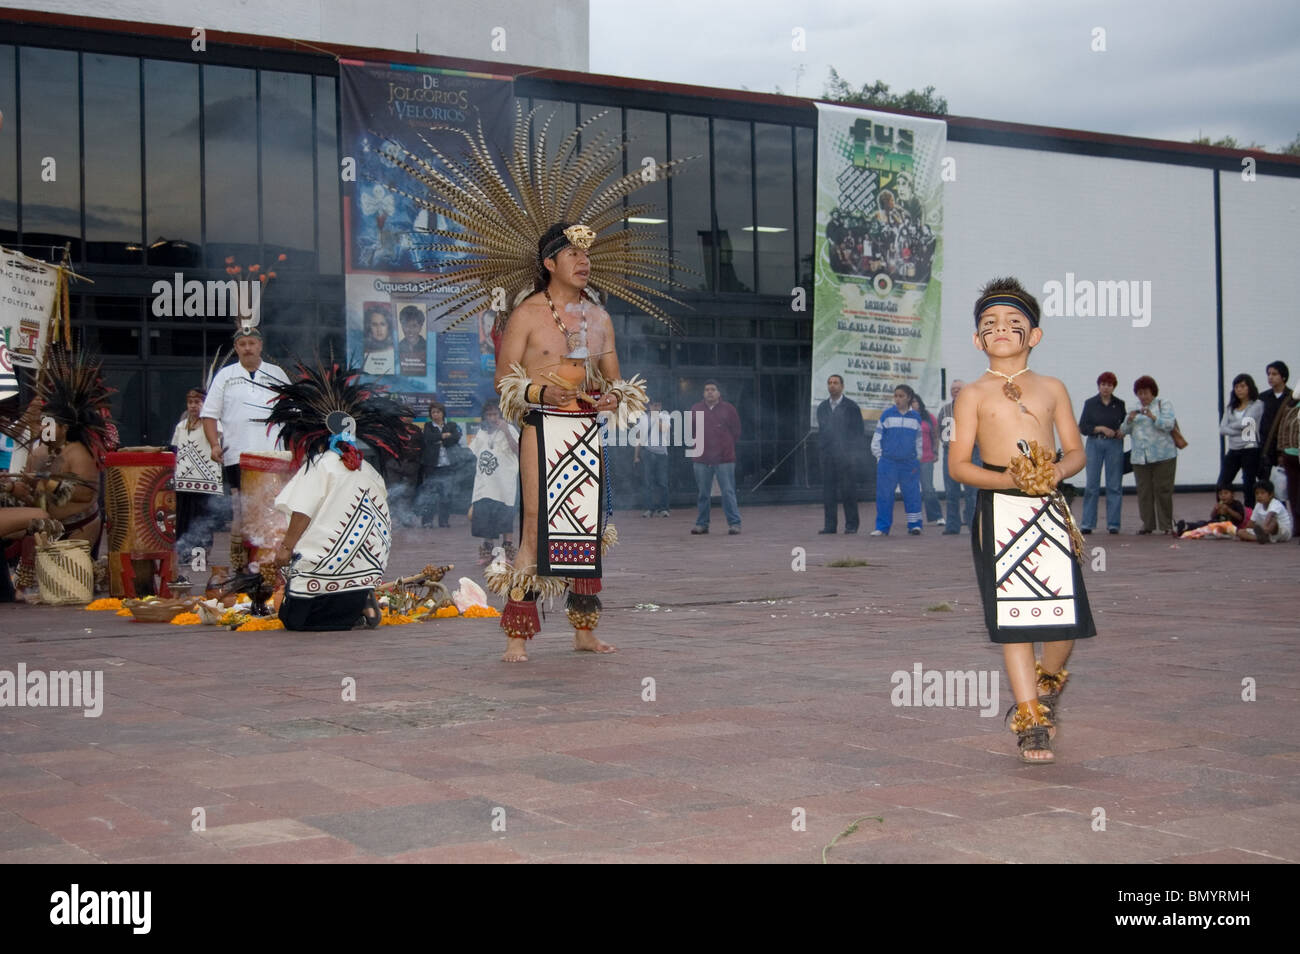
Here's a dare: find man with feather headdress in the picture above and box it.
[263,362,416,631]
[7,348,115,598]
[381,106,685,662]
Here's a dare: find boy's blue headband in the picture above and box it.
[974,293,1040,328]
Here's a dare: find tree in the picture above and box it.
[1279,132,1300,156]
[1190,133,1268,151]
[822,68,948,116]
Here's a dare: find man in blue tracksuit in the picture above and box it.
[871,384,924,535]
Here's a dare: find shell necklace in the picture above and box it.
[543,290,586,353]
[985,367,1037,420]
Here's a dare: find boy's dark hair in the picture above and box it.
[1216,481,1236,495]
[1267,360,1290,383]
[704,379,720,389]
[974,276,1041,327]
[399,305,425,327]
[480,398,501,417]
[427,400,445,415]
[1257,478,1275,496]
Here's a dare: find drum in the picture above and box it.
[36,539,93,605]
[105,447,176,597]
[239,450,295,562]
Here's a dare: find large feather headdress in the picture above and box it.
[34,346,115,459]
[376,104,690,331]
[259,361,417,468]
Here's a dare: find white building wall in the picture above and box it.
[1218,170,1300,426]
[939,140,1238,487]
[1,0,589,71]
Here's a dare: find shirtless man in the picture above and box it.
[12,403,106,599]
[492,222,633,662]
[948,277,1095,764]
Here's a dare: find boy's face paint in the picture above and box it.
[974,305,1035,354]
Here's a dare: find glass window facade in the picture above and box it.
[19,47,81,257]
[0,46,14,249]
[203,64,259,268]
[3,29,814,489]
[261,70,314,269]
[144,58,201,267]
[668,114,711,291]
[83,53,143,264]
[712,118,754,293]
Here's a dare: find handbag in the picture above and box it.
[1171,422,1188,450]
[1164,400,1188,449]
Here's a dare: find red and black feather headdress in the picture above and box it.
[34,346,115,460]
[259,362,415,469]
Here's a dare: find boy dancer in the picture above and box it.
[870,384,924,535]
[949,278,1095,764]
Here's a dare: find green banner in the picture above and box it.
[812,104,946,425]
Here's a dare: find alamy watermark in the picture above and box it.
[1041,272,1151,328]
[50,884,150,934]
[890,662,1000,717]
[0,664,104,717]
[150,273,260,320]
[600,409,705,458]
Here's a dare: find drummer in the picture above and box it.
[201,326,288,571]
[11,349,115,598]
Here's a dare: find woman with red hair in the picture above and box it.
[1119,375,1179,534]
[1077,371,1127,534]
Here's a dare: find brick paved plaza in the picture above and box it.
[1,495,1296,864]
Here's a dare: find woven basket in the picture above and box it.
[36,540,94,606]
[123,598,197,622]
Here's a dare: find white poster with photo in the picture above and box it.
[0,247,58,368]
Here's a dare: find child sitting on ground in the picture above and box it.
[1238,479,1293,543]
[1176,484,1245,537]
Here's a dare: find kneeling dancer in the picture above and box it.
[263,363,415,631]
[948,278,1096,763]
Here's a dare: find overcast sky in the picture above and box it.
[590,0,1300,152]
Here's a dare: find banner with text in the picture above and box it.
[0,247,58,368]
[340,61,514,420]
[811,104,946,425]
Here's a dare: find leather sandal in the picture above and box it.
[1007,700,1056,764]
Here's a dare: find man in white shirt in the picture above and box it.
[1238,479,1293,543]
[201,329,288,568]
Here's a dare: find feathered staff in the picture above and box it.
[374,104,692,331]
[258,361,416,470]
